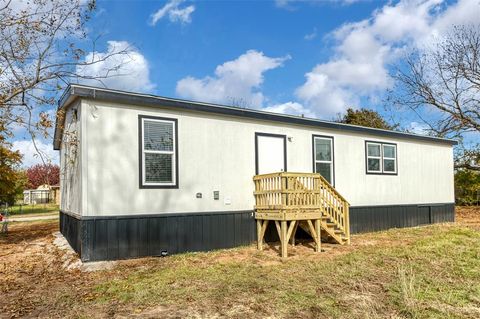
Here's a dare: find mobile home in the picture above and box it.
[54,84,455,261]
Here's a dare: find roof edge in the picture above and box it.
[53,84,458,150]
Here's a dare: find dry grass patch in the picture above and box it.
[93,225,480,318]
[1,207,480,318]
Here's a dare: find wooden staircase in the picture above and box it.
[254,172,350,257]
[316,175,350,245]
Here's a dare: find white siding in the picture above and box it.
[59,101,82,215]
[76,99,454,216]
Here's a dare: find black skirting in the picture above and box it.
[60,203,454,261]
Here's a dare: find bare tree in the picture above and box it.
[0,0,131,164]
[390,25,480,171]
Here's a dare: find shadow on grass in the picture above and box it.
[0,220,58,245]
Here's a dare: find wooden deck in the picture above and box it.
[254,172,350,258]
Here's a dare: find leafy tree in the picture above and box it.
[13,169,28,201]
[26,163,60,189]
[336,108,397,130]
[0,123,22,204]
[455,170,480,205]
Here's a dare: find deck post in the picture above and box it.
[257,219,263,250]
[345,203,351,245]
[257,220,269,251]
[315,219,321,253]
[289,221,298,246]
[281,220,287,258]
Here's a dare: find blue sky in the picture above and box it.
[11,0,480,166]
[90,0,375,102]
[86,0,383,111]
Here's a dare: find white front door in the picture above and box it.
[255,133,286,174]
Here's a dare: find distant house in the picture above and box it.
[23,184,60,205]
[54,84,456,261]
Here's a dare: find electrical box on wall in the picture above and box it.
[213,191,219,200]
[224,197,231,205]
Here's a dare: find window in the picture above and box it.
[366,142,382,173]
[313,135,334,184]
[139,116,178,188]
[382,144,396,173]
[366,141,397,175]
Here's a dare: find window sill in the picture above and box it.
[139,184,179,189]
[366,171,398,176]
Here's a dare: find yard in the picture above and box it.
[6,203,59,215]
[0,207,479,318]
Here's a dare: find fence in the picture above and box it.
[5,203,59,215]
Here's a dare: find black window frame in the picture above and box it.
[138,115,179,189]
[312,134,335,186]
[365,140,398,175]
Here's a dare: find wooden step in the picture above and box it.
[320,221,344,245]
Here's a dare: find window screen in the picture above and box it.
[144,153,173,183]
[144,121,173,152]
[141,117,177,186]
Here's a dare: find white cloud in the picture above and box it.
[304,28,317,40]
[12,140,59,167]
[433,0,480,32]
[150,0,195,25]
[76,41,155,93]
[295,0,480,117]
[263,101,315,117]
[276,0,362,9]
[408,121,430,135]
[296,71,359,116]
[176,50,290,108]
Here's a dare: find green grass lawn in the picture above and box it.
[7,203,59,215]
[91,225,480,318]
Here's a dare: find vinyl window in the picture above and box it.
[140,116,178,187]
[382,144,397,173]
[366,141,397,174]
[313,136,334,184]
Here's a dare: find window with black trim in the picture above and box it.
[139,116,178,188]
[313,135,334,184]
[366,141,397,174]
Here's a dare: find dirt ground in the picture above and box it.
[0,221,95,318]
[0,207,479,318]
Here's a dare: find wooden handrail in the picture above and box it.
[253,172,349,204]
[315,173,349,204]
[253,171,321,180]
[253,171,350,245]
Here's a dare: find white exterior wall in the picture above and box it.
[59,101,82,215]
[76,99,454,217]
